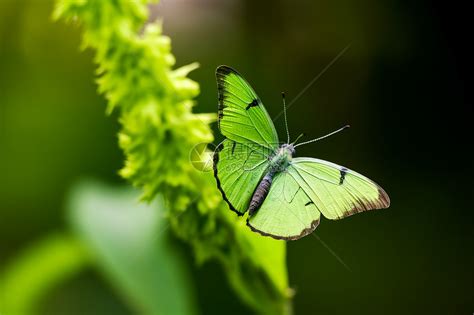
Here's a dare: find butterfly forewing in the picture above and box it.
[214,66,280,215]
[216,66,279,149]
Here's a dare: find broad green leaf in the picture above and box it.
[238,223,289,295]
[67,180,197,315]
[0,234,90,315]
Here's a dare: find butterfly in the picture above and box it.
[213,65,390,240]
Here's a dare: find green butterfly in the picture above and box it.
[213,65,390,240]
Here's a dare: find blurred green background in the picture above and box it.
[1,0,472,314]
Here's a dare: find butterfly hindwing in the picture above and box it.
[214,139,271,215]
[216,66,279,149]
[247,171,321,240]
[289,157,390,220]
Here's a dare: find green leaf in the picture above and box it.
[67,179,197,315]
[0,234,90,315]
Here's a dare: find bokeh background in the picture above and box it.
[1,0,472,314]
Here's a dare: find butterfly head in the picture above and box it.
[280,143,295,157]
[269,143,295,172]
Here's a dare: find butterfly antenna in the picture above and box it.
[282,92,290,143]
[292,133,305,145]
[294,125,350,148]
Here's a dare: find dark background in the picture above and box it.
[1,0,472,314]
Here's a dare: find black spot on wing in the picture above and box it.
[339,167,347,185]
[245,99,259,110]
[305,201,314,206]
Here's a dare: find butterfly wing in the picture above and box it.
[247,159,390,240]
[216,66,279,149]
[214,139,272,215]
[290,157,390,220]
[247,171,321,240]
[214,66,279,215]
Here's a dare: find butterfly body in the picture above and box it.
[248,143,295,215]
[214,65,390,240]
